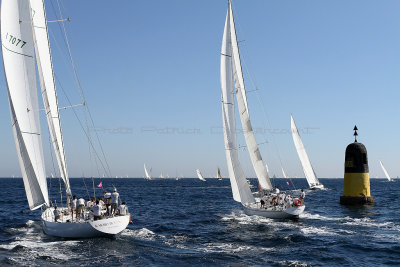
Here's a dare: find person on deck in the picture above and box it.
[92,200,102,221]
[118,202,132,224]
[70,195,77,221]
[104,191,112,216]
[53,206,61,222]
[111,188,120,215]
[260,195,268,208]
[86,198,93,211]
[300,189,305,200]
[275,187,280,194]
[77,197,85,220]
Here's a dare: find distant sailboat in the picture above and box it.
[144,164,153,180]
[217,168,223,180]
[196,169,206,181]
[1,0,129,237]
[220,0,304,219]
[159,173,165,179]
[291,115,324,189]
[379,160,393,182]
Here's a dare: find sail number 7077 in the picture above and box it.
[5,33,26,48]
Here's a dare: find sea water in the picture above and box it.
[0,178,399,266]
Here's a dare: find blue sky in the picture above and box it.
[0,0,399,178]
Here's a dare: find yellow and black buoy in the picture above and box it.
[340,126,374,205]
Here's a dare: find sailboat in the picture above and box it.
[196,169,206,181]
[1,0,129,238]
[379,160,393,182]
[144,164,153,180]
[220,0,304,219]
[216,168,223,180]
[290,115,324,189]
[159,173,165,179]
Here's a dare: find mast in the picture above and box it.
[1,0,49,209]
[228,0,273,191]
[30,0,72,201]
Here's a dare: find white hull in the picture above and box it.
[41,208,129,238]
[310,184,324,190]
[244,205,305,219]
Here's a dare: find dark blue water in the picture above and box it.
[0,178,399,266]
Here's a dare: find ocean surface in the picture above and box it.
[0,178,399,266]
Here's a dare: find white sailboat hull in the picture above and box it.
[244,205,305,219]
[41,208,129,238]
[310,184,324,190]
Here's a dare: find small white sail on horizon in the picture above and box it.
[217,167,222,180]
[290,115,323,189]
[379,160,392,181]
[196,169,206,181]
[144,164,152,180]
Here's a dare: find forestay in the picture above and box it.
[30,0,71,199]
[1,0,49,209]
[290,115,321,187]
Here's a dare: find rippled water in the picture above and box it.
[0,178,399,266]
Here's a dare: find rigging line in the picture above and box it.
[53,73,110,177]
[81,174,91,200]
[233,8,291,189]
[48,0,111,178]
[53,0,112,177]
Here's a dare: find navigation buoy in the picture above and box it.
[340,126,374,205]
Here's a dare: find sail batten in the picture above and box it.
[290,115,321,187]
[1,0,49,209]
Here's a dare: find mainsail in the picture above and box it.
[220,3,254,204]
[379,160,392,181]
[1,0,49,209]
[290,115,321,187]
[228,1,273,191]
[30,0,71,199]
[196,169,206,181]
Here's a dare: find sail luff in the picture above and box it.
[221,5,254,204]
[379,160,391,181]
[1,0,49,209]
[228,2,273,191]
[29,0,71,199]
[290,115,321,187]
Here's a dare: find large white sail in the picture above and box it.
[1,0,49,210]
[379,160,392,181]
[228,1,273,191]
[221,5,254,204]
[30,0,71,199]
[290,115,321,187]
[196,169,206,181]
[144,164,152,180]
